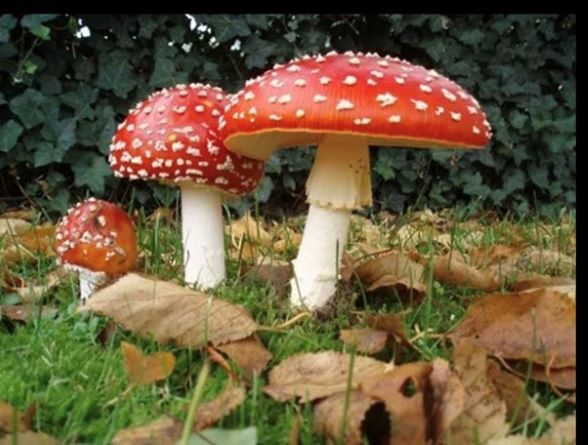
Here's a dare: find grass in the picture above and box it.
[0,205,576,444]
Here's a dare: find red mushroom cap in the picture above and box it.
[220,51,492,160]
[55,198,137,277]
[109,83,264,196]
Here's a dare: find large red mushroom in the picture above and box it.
[55,198,137,302]
[220,51,491,310]
[109,84,264,289]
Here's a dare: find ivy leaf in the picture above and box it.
[95,50,136,98]
[61,85,99,119]
[138,15,159,39]
[0,15,17,42]
[244,36,276,69]
[34,141,65,166]
[9,88,48,129]
[30,24,51,40]
[41,117,77,153]
[208,15,251,43]
[502,169,525,193]
[77,105,116,154]
[528,162,549,189]
[20,14,58,29]
[71,155,112,193]
[0,119,23,152]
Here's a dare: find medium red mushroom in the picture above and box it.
[108,84,264,289]
[220,51,492,310]
[55,198,137,302]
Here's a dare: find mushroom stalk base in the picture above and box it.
[181,185,226,289]
[289,205,351,310]
[306,135,372,210]
[78,268,107,303]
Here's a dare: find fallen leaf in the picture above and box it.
[451,289,576,368]
[185,427,257,445]
[194,379,246,431]
[264,351,388,402]
[313,391,387,445]
[506,361,576,390]
[362,312,410,346]
[360,361,433,445]
[510,276,575,292]
[339,329,388,355]
[227,213,273,247]
[520,284,576,302]
[121,342,175,386]
[241,257,292,298]
[0,401,35,433]
[353,250,426,299]
[433,254,502,291]
[2,267,68,303]
[0,218,31,236]
[487,414,575,445]
[111,416,182,445]
[0,209,37,221]
[2,225,56,264]
[0,431,60,445]
[0,305,58,323]
[446,339,510,445]
[216,335,273,380]
[80,274,258,349]
[429,358,465,443]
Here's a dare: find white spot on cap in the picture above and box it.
[472,126,481,134]
[442,88,457,102]
[419,84,433,93]
[278,94,292,104]
[348,57,360,65]
[411,99,428,111]
[319,76,332,85]
[286,64,301,72]
[315,55,326,63]
[270,79,284,88]
[367,79,377,86]
[450,112,462,121]
[294,79,307,87]
[214,176,229,185]
[269,114,283,121]
[195,105,205,113]
[370,70,384,78]
[268,96,277,104]
[457,91,470,100]
[244,91,255,101]
[377,60,389,67]
[131,156,143,165]
[388,115,402,123]
[313,94,327,103]
[336,99,354,111]
[248,106,257,115]
[394,77,406,84]
[467,106,478,115]
[354,117,371,125]
[197,90,207,97]
[295,109,305,118]
[132,138,143,149]
[173,105,187,114]
[126,124,135,132]
[172,141,186,152]
[435,106,445,116]
[186,147,201,156]
[343,75,357,85]
[376,93,397,107]
[165,160,173,167]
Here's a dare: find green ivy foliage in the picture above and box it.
[0,14,576,217]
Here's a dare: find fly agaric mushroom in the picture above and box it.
[220,51,491,310]
[55,198,137,302]
[108,84,264,289]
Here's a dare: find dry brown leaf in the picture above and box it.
[0,218,31,236]
[227,213,273,247]
[506,361,576,390]
[428,359,466,443]
[0,305,57,323]
[0,401,35,433]
[0,431,60,445]
[433,254,502,291]
[487,414,576,445]
[216,335,273,380]
[241,257,292,298]
[451,289,576,368]
[486,360,548,427]
[339,329,388,355]
[360,361,433,445]
[2,225,56,263]
[81,273,258,348]
[486,435,552,445]
[362,312,410,346]
[264,351,389,402]
[446,339,510,445]
[2,267,68,303]
[313,391,387,445]
[194,379,246,431]
[111,416,182,445]
[510,276,575,292]
[0,209,37,221]
[353,250,426,299]
[121,342,175,386]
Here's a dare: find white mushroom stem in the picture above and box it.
[180,184,226,289]
[78,268,107,303]
[290,134,372,310]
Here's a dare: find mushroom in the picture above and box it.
[55,198,137,302]
[219,51,491,310]
[108,84,264,289]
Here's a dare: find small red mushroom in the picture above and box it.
[220,51,492,310]
[108,83,264,289]
[55,198,137,302]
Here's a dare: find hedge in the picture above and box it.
[0,14,576,217]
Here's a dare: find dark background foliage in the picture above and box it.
[0,14,576,218]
